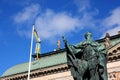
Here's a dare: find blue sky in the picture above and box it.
[0,0,120,76]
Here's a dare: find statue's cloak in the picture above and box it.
[66,45,88,80]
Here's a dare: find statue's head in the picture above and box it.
[84,32,92,40]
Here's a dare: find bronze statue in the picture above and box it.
[62,32,108,80]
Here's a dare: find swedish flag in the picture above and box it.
[34,28,38,39]
[33,27,41,60]
[33,28,40,42]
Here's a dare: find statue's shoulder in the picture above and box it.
[74,41,83,47]
[90,41,100,46]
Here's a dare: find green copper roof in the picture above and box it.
[2,51,67,77]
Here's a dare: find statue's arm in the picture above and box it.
[92,41,106,51]
[96,42,108,60]
[62,36,78,68]
[73,41,84,49]
[62,36,76,54]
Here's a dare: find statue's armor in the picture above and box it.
[82,44,99,70]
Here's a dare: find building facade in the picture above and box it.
[1,33,120,80]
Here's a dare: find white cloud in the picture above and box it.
[14,1,120,42]
[17,29,31,38]
[73,0,99,29]
[74,0,90,12]
[33,0,98,40]
[102,7,120,28]
[14,4,40,24]
[35,9,80,39]
[101,7,120,37]
[101,26,120,38]
[13,1,99,40]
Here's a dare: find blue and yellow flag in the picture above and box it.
[33,28,40,42]
[34,28,38,39]
[33,27,41,59]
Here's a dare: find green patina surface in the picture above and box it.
[2,51,67,77]
[2,34,120,77]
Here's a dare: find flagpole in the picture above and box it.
[27,25,34,80]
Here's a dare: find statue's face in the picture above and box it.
[85,32,92,39]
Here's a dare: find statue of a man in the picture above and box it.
[63,32,108,80]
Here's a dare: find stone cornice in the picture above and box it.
[0,64,69,80]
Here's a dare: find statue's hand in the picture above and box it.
[62,36,67,43]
